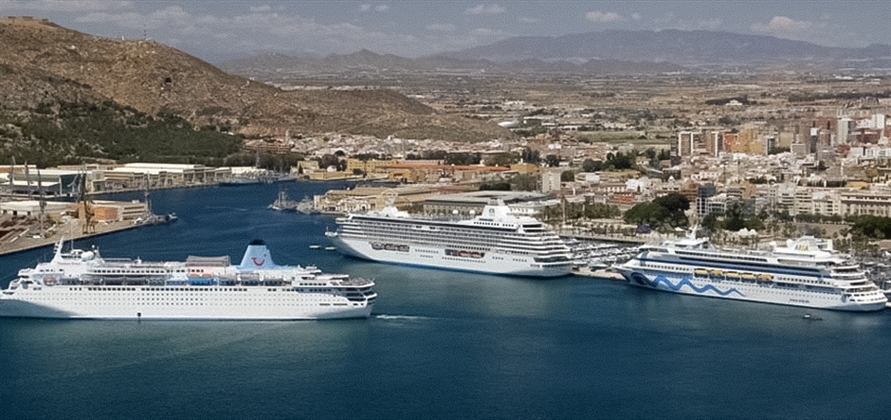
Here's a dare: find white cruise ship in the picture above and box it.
[325,199,573,277]
[0,239,376,320]
[616,234,887,311]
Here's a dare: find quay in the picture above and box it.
[573,266,626,281]
[0,218,142,256]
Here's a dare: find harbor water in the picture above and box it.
[1,182,889,419]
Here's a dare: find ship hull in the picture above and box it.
[329,235,572,278]
[616,267,887,312]
[0,286,373,320]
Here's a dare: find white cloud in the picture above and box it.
[650,13,723,32]
[752,16,812,35]
[518,17,538,24]
[585,11,620,23]
[426,23,456,32]
[631,13,641,21]
[465,4,505,15]
[751,16,827,42]
[72,5,483,58]
[359,4,388,13]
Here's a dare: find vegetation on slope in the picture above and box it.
[0,101,242,167]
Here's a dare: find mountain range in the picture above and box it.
[222,29,891,76]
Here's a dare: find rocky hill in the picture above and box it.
[0,16,508,143]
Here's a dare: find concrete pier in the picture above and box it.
[0,218,141,256]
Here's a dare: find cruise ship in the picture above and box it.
[0,239,376,320]
[325,200,573,277]
[616,234,887,311]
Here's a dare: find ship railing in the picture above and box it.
[333,277,374,287]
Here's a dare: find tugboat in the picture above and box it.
[269,189,299,212]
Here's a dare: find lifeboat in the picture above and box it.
[725,271,740,278]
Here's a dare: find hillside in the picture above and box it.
[0,16,508,157]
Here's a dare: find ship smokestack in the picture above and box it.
[238,239,277,270]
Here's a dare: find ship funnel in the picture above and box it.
[238,239,278,270]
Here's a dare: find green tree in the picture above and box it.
[509,174,538,191]
[624,193,689,229]
[582,158,602,172]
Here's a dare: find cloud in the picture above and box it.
[72,5,502,59]
[426,23,456,32]
[585,11,620,23]
[518,17,538,24]
[752,16,812,35]
[751,16,827,42]
[359,4,388,12]
[631,13,641,21]
[465,4,505,15]
[650,13,723,32]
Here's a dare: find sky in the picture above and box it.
[1,1,889,63]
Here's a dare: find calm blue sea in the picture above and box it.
[1,181,889,420]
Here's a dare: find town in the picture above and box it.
[2,72,891,260]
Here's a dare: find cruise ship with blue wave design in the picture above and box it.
[616,234,887,311]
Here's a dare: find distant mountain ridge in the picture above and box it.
[222,29,891,76]
[442,29,891,71]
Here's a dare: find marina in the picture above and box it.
[1,181,889,420]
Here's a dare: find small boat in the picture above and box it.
[309,245,321,250]
[295,196,319,214]
[324,246,336,251]
[802,313,823,321]
[269,189,300,212]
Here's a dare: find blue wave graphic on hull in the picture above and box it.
[632,273,744,297]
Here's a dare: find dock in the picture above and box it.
[0,219,142,256]
[573,267,626,281]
